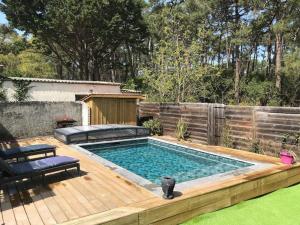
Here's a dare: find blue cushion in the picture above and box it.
[7,144,55,154]
[0,158,15,176]
[0,150,6,158]
[11,156,79,175]
[0,144,55,159]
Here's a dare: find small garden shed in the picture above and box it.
[82,93,145,125]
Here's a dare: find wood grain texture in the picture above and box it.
[2,136,300,225]
[139,103,300,156]
[86,97,138,125]
[0,136,154,225]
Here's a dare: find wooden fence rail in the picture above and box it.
[139,102,300,155]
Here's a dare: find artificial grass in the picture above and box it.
[183,183,300,225]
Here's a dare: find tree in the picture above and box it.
[13,80,32,101]
[1,0,299,106]
[143,5,211,102]
[17,49,56,78]
[0,24,28,55]
[1,0,148,81]
[282,48,300,106]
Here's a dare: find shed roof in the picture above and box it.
[81,93,145,101]
[1,76,121,86]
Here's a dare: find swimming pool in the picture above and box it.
[78,138,254,187]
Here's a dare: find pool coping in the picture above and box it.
[71,137,275,196]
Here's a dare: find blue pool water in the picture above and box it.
[82,139,253,185]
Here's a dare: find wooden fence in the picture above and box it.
[139,102,300,155]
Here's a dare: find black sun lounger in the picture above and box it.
[0,144,56,161]
[0,156,80,185]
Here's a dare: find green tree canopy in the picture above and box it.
[1,0,148,81]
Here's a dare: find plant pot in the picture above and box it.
[161,177,176,199]
[280,151,295,165]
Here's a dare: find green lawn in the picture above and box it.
[183,183,300,225]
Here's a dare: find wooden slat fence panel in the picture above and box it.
[224,106,254,150]
[254,107,300,156]
[139,103,300,156]
[139,103,209,144]
[138,103,160,119]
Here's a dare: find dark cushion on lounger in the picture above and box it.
[2,144,55,155]
[0,150,6,158]
[10,156,79,175]
[0,144,55,159]
[0,158,15,176]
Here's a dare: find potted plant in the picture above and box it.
[280,133,299,164]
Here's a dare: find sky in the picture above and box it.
[0,11,25,35]
[0,11,7,24]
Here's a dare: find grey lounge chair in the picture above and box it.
[0,155,80,185]
[0,144,56,161]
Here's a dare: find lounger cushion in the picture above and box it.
[10,156,79,175]
[0,158,15,176]
[0,150,6,158]
[0,144,55,159]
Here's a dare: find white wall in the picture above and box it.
[81,102,90,126]
[3,80,121,102]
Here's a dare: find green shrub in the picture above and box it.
[175,118,189,141]
[221,124,234,148]
[13,79,32,101]
[250,139,264,154]
[143,119,163,136]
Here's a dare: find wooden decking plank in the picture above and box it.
[54,140,152,201]
[83,169,136,205]
[80,173,126,208]
[56,177,99,215]
[40,138,146,208]
[0,188,17,225]
[0,189,8,225]
[65,149,145,195]
[67,171,120,210]
[17,186,45,225]
[38,186,69,223]
[3,135,298,225]
[44,183,79,221]
[65,171,109,213]
[57,139,153,200]
[61,151,146,204]
[26,187,57,225]
[7,185,31,225]
[47,175,90,219]
[85,163,147,203]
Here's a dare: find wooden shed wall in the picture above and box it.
[87,97,138,125]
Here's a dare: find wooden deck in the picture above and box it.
[1,136,300,225]
[0,136,155,225]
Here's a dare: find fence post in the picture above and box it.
[207,104,215,145]
[207,103,225,145]
[252,106,257,141]
[215,104,225,145]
